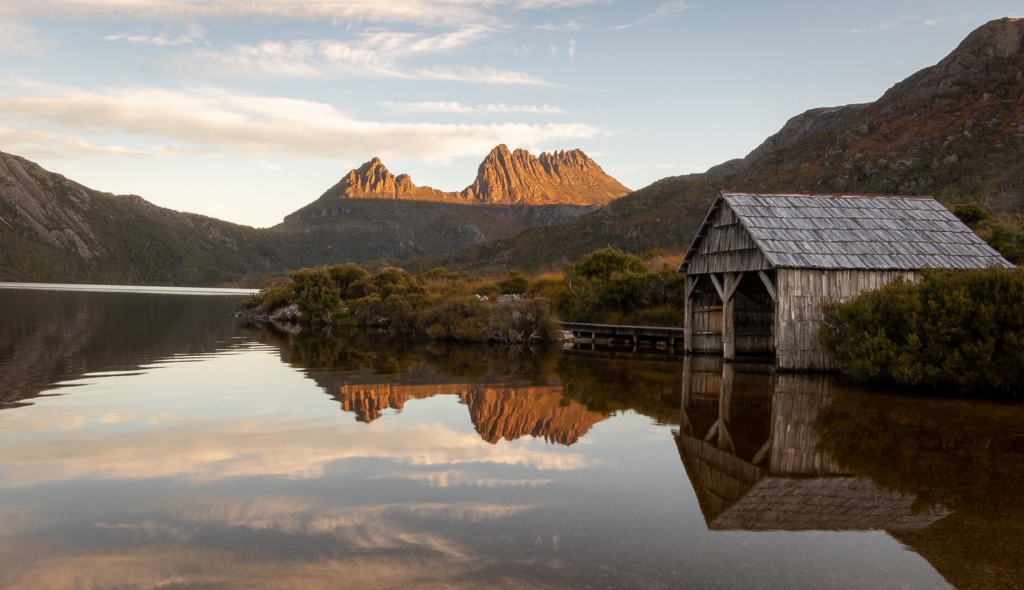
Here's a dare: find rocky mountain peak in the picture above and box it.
[879,17,1024,104]
[314,145,630,207]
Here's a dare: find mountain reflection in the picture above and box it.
[0,289,244,409]
[676,356,1024,589]
[255,326,685,447]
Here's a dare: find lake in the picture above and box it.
[1,286,1022,589]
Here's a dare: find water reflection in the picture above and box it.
[0,289,243,409]
[3,290,1020,588]
[252,325,686,446]
[675,357,1024,588]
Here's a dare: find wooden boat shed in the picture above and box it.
[679,192,1013,370]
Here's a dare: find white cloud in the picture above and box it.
[379,101,565,114]
[654,163,677,169]
[0,22,55,55]
[850,22,898,34]
[568,39,576,58]
[613,0,692,30]
[413,66,551,85]
[0,0,608,26]
[158,28,546,84]
[550,43,559,55]
[0,415,596,487]
[104,24,205,46]
[533,17,588,31]
[0,80,599,161]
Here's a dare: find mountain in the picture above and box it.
[0,146,626,284]
[0,151,284,285]
[309,144,629,207]
[425,17,1024,273]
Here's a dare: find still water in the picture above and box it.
[1,287,1022,589]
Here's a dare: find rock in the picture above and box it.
[313,145,630,207]
[270,304,301,324]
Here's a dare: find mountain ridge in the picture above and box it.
[299,144,629,216]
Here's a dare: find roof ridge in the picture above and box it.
[722,191,935,201]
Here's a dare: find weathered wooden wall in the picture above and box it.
[734,273,775,356]
[690,289,722,353]
[769,374,843,475]
[776,268,920,370]
[688,204,772,274]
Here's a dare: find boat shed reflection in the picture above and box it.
[675,356,949,532]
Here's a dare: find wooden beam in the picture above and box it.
[758,270,778,302]
[709,274,725,301]
[724,272,744,302]
[685,275,698,300]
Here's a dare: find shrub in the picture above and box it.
[293,267,341,327]
[498,271,530,295]
[820,267,1024,396]
[420,297,493,341]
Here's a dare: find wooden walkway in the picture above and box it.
[561,322,687,346]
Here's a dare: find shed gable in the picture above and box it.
[686,202,772,274]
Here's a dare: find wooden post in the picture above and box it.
[722,272,736,361]
[679,355,693,436]
[683,275,694,352]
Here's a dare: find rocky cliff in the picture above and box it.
[313,145,630,207]
[321,381,606,446]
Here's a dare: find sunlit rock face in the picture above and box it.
[322,381,607,446]
[315,144,630,206]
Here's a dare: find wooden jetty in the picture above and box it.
[561,322,686,349]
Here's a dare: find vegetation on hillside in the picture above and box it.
[241,263,561,343]
[820,267,1024,397]
[953,202,1024,264]
[242,248,689,343]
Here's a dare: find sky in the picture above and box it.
[0,0,1020,227]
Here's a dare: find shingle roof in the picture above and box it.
[710,476,950,532]
[688,192,1013,270]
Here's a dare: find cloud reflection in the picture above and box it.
[0,418,594,487]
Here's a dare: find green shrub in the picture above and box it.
[555,249,687,325]
[498,271,530,295]
[293,267,341,327]
[820,267,1024,396]
[420,297,493,341]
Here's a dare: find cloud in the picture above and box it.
[533,17,589,31]
[373,469,553,487]
[568,39,576,58]
[654,163,677,169]
[613,0,692,30]
[379,101,565,114]
[412,67,550,85]
[0,80,598,160]
[0,0,608,26]
[104,24,205,46]
[159,28,547,84]
[0,412,597,487]
[0,22,55,55]
[849,22,897,34]
[550,43,559,55]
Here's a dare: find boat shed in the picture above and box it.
[678,192,1014,370]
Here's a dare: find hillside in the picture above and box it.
[426,18,1024,273]
[0,146,622,284]
[0,151,285,285]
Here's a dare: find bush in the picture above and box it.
[498,271,530,295]
[420,297,493,341]
[555,249,687,325]
[820,267,1024,396]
